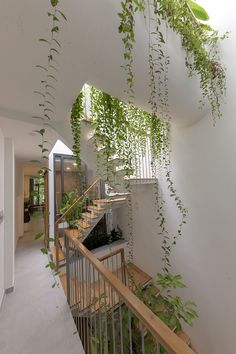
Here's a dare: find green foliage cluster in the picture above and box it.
[60,191,84,228]
[135,273,198,352]
[73,85,187,273]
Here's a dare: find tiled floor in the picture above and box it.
[0,217,84,354]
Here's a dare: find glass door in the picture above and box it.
[54,154,86,220]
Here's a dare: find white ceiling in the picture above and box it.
[0,116,59,163]
[0,0,231,154]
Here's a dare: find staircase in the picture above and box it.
[59,239,193,353]
[51,177,129,268]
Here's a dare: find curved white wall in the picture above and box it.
[131,9,236,354]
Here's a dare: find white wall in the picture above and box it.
[15,161,24,245]
[129,23,236,354]
[4,138,15,291]
[0,128,4,306]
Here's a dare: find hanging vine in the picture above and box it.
[119,0,227,121]
[33,0,67,287]
[70,92,84,170]
[33,0,67,168]
[118,0,227,273]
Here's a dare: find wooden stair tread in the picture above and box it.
[65,228,84,239]
[82,212,99,220]
[51,245,65,262]
[126,263,152,290]
[77,219,92,229]
[93,198,127,204]
[59,237,65,248]
[88,205,105,212]
[142,284,160,298]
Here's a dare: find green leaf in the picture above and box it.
[52,38,61,48]
[35,232,44,240]
[39,38,50,44]
[187,1,209,21]
[40,247,48,255]
[35,65,48,71]
[57,10,67,21]
[34,128,45,136]
[51,26,59,33]
[34,91,45,97]
[50,0,59,7]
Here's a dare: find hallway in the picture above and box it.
[0,217,84,354]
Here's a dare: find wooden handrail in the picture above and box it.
[55,177,101,225]
[68,235,196,354]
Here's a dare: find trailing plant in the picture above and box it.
[70,92,84,169]
[32,0,67,167]
[118,0,227,121]
[33,0,67,286]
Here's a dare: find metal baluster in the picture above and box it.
[116,253,119,280]
[98,273,102,354]
[79,252,84,348]
[65,236,71,305]
[128,308,133,353]
[93,266,97,353]
[156,341,161,354]
[141,324,145,354]
[103,279,108,354]
[119,301,124,354]
[111,287,116,354]
[81,255,86,350]
[85,257,90,353]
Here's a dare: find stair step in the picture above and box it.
[142,284,160,299]
[51,245,65,263]
[59,237,65,249]
[77,219,92,229]
[126,263,152,290]
[82,212,99,220]
[93,197,127,205]
[88,205,105,212]
[64,228,84,239]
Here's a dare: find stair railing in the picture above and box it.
[99,248,127,285]
[65,233,196,354]
[54,177,101,269]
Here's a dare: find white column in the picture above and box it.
[0,129,4,305]
[4,138,15,291]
